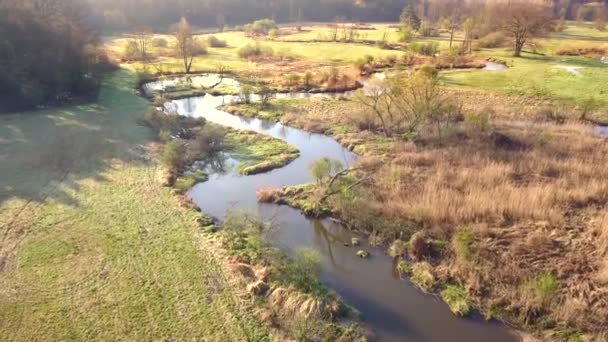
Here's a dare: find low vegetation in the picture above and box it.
[215,211,365,340]
[225,130,300,175]
[243,80,608,338]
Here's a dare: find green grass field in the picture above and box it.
[414,22,608,108]
[0,71,267,340]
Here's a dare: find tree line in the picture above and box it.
[0,0,111,113]
[85,0,606,31]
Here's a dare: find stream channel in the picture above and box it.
[145,75,520,342]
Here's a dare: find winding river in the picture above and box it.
[146,76,519,342]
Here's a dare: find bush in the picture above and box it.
[441,285,472,316]
[123,40,140,60]
[151,37,168,48]
[162,140,187,172]
[143,107,179,135]
[452,228,473,263]
[309,157,343,184]
[206,35,227,48]
[191,38,208,56]
[399,26,414,42]
[535,107,566,124]
[237,43,273,60]
[282,248,323,294]
[419,22,439,37]
[187,125,225,160]
[522,271,558,307]
[410,262,435,291]
[244,18,277,36]
[286,73,301,86]
[464,111,491,131]
[303,72,313,88]
[476,32,507,48]
[409,42,439,56]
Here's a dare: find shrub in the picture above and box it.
[286,73,301,86]
[464,111,491,131]
[410,262,435,291]
[187,125,225,160]
[143,107,179,135]
[535,107,566,124]
[123,40,140,60]
[441,285,472,316]
[310,157,343,184]
[419,22,439,37]
[191,38,207,56]
[303,72,313,89]
[151,37,168,48]
[409,42,439,56]
[244,18,277,36]
[399,26,414,42]
[162,140,187,172]
[239,84,253,103]
[268,28,280,38]
[206,35,227,48]
[388,239,408,258]
[476,32,507,48]
[237,43,273,60]
[282,248,323,294]
[521,271,558,309]
[452,228,473,263]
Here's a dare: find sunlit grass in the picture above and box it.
[0,70,266,340]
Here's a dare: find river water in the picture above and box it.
[147,76,519,342]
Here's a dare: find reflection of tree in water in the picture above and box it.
[190,153,229,174]
[259,119,276,131]
[183,97,197,114]
[313,219,346,268]
[277,125,289,140]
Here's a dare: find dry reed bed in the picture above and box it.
[373,124,608,226]
[363,123,608,337]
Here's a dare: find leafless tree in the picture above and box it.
[502,1,552,57]
[133,27,151,60]
[173,17,195,73]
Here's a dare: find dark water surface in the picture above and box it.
[160,77,519,341]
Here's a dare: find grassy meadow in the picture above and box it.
[0,71,267,340]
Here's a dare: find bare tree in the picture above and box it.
[355,66,452,138]
[174,17,195,73]
[502,1,552,57]
[133,27,151,60]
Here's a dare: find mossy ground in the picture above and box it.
[225,129,300,175]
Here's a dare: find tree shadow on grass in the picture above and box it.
[0,70,152,208]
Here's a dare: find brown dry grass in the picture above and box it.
[373,124,608,226]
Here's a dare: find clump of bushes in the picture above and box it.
[244,18,278,37]
[476,32,507,48]
[237,43,274,60]
[408,41,439,56]
[207,35,227,48]
[123,40,141,61]
[151,37,168,48]
[191,38,208,56]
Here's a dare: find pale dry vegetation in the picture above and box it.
[373,123,608,226]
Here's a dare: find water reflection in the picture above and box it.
[157,76,519,342]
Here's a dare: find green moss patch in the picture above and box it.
[225,130,300,175]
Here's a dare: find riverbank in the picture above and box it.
[231,95,608,341]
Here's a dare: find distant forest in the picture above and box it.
[85,0,608,31]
